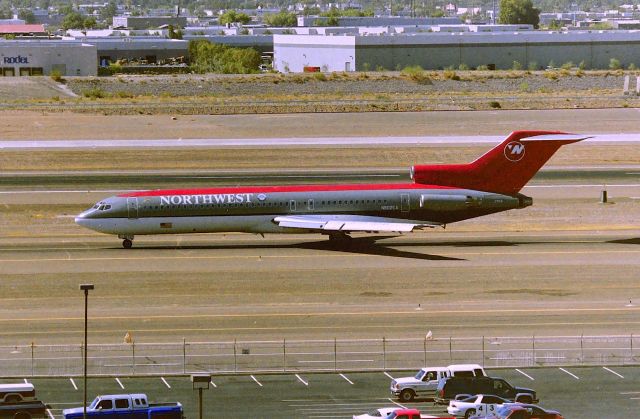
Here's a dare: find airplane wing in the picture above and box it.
[273,214,442,233]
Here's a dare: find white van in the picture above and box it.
[0,383,36,404]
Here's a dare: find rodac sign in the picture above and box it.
[3,56,29,64]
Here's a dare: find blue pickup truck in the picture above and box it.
[62,393,184,419]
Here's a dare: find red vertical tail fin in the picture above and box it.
[411,131,590,195]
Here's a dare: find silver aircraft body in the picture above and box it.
[75,131,588,248]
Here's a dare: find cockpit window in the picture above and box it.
[93,204,100,209]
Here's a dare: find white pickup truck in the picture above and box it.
[390,364,486,402]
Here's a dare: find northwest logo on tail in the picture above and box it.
[504,141,525,162]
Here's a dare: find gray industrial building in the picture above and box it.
[86,38,189,65]
[113,16,188,30]
[0,40,97,76]
[274,30,640,72]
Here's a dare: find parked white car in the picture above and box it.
[353,407,398,419]
[353,407,447,419]
[447,394,511,418]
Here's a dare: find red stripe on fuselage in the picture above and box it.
[118,183,456,197]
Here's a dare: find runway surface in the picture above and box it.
[1,133,639,149]
[2,108,640,141]
[1,230,638,347]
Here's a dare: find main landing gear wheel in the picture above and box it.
[119,235,134,249]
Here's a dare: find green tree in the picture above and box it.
[219,10,251,25]
[18,9,36,23]
[167,24,183,39]
[302,6,320,16]
[498,0,540,28]
[58,4,74,15]
[547,19,563,30]
[189,40,260,74]
[61,11,85,29]
[320,6,340,25]
[0,1,12,19]
[264,10,297,27]
[83,16,97,29]
[100,1,118,22]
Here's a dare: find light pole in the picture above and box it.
[80,284,94,419]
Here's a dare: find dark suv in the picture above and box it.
[435,376,538,405]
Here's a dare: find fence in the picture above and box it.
[1,334,639,377]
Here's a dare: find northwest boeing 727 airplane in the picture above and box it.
[75,130,588,248]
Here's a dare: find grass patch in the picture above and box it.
[82,88,108,99]
[400,65,432,85]
[443,69,460,81]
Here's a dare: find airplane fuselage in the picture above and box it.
[75,183,531,237]
[75,131,588,248]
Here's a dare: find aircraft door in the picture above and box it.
[289,200,297,212]
[307,199,314,211]
[127,197,139,219]
[401,194,410,212]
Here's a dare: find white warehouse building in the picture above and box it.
[274,30,640,72]
[0,40,97,77]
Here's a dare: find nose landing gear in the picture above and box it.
[118,235,135,249]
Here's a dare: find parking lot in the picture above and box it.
[5,366,639,418]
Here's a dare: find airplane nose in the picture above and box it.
[75,210,95,226]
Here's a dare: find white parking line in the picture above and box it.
[24,378,29,384]
[339,373,354,385]
[296,374,309,386]
[251,375,263,387]
[603,366,624,378]
[559,368,580,380]
[46,409,55,419]
[388,398,407,409]
[69,378,78,390]
[384,372,395,380]
[516,369,535,381]
[161,377,171,389]
[115,377,125,389]
[210,380,217,389]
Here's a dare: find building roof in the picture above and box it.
[0,24,47,34]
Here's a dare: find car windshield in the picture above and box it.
[367,409,383,416]
[89,397,100,409]
[460,395,476,402]
[414,370,425,380]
